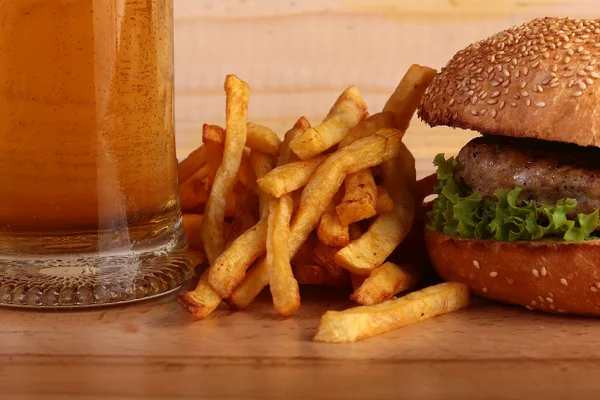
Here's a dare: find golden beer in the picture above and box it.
[0,0,192,307]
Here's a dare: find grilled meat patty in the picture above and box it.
[455,135,600,215]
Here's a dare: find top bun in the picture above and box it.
[419,17,600,148]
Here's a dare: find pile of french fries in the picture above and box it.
[176,66,470,343]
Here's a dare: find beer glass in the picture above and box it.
[0,0,193,307]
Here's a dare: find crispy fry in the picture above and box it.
[250,151,276,219]
[416,173,438,204]
[338,112,396,148]
[317,196,350,248]
[375,185,395,214]
[179,172,210,211]
[313,242,347,279]
[257,156,326,198]
[178,145,206,184]
[246,122,282,156]
[201,75,250,263]
[176,270,222,319]
[290,129,404,257]
[227,258,269,309]
[313,282,469,343]
[226,190,258,246]
[289,86,367,160]
[335,143,416,275]
[279,117,311,165]
[336,169,377,226]
[231,129,405,306]
[267,194,300,316]
[186,248,207,269]
[294,264,351,287]
[350,262,417,306]
[182,214,204,250]
[237,149,258,192]
[201,122,281,156]
[208,218,268,298]
[383,64,437,132]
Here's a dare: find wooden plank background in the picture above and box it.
[173,0,600,176]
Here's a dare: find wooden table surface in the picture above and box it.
[5,1,600,399]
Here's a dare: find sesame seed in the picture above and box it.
[526,306,534,311]
[506,277,515,285]
[491,91,500,98]
[510,102,517,107]
[538,295,545,302]
[531,300,537,305]
[573,91,584,96]
[520,81,527,89]
[491,109,497,118]
[592,71,600,79]
[579,81,587,89]
[586,77,594,84]
[526,99,531,106]
[482,287,488,293]
[550,82,560,87]
[532,60,541,68]
[541,267,547,276]
[591,286,599,292]
[490,271,498,277]
[585,65,594,71]
[532,269,540,277]
[471,109,478,116]
[487,99,498,105]
[568,48,575,56]
[549,304,555,310]
[546,297,554,303]
[537,85,544,92]
[558,309,566,313]
[561,278,568,286]
[521,90,529,97]
[536,102,546,107]
[578,70,587,76]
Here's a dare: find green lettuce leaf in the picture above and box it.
[427,154,600,243]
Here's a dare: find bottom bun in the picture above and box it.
[424,229,600,316]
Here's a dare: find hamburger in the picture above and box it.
[418,17,600,316]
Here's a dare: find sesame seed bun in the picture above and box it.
[425,229,600,315]
[418,17,600,147]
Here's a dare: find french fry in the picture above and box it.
[203,139,224,183]
[182,214,204,250]
[383,64,437,132]
[227,118,312,310]
[313,242,347,279]
[208,218,268,298]
[186,248,207,268]
[237,149,258,192]
[177,270,222,319]
[279,117,311,165]
[336,169,377,226]
[201,122,281,156]
[227,258,269,309]
[335,143,416,275]
[375,185,395,214]
[317,197,350,248]
[290,129,404,257]
[294,264,351,287]
[313,282,469,343]
[338,112,396,148]
[178,145,206,184]
[230,129,405,307]
[179,173,210,211]
[266,194,300,316]
[250,151,276,219]
[201,75,250,263]
[350,262,417,306]
[246,122,282,156]
[226,190,258,246]
[257,156,326,198]
[289,86,367,160]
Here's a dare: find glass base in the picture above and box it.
[0,228,193,308]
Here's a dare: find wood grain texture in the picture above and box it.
[173,0,600,178]
[4,284,600,399]
[7,1,600,399]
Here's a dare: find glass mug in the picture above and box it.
[0,0,193,307]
